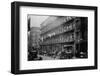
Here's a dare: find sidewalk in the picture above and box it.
[38,55,56,60]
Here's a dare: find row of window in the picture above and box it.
[41,21,78,40]
[41,33,74,44]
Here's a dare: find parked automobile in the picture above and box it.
[76,51,87,58]
[28,48,43,61]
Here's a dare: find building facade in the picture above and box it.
[40,16,88,59]
[30,27,41,48]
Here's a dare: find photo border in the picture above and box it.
[11,1,98,74]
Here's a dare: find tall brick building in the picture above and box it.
[30,27,41,48]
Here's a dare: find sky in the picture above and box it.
[28,15,49,28]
